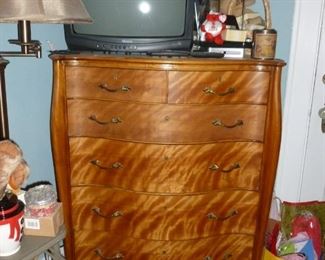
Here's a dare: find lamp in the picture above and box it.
[0,0,92,139]
[0,0,92,58]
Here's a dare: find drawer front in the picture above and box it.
[70,138,262,192]
[168,71,270,104]
[66,67,168,102]
[68,100,266,143]
[74,230,253,259]
[71,187,259,240]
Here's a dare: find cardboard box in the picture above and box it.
[24,202,64,237]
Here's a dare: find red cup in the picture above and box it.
[0,192,24,256]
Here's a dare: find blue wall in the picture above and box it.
[0,0,295,187]
[0,24,67,186]
[252,0,295,90]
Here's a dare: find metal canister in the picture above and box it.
[251,29,277,59]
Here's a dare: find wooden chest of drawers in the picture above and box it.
[50,55,285,260]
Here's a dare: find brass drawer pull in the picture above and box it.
[95,248,124,259]
[212,119,243,128]
[98,83,131,93]
[90,160,123,170]
[89,115,122,125]
[92,207,124,218]
[203,87,235,96]
[207,209,238,221]
[209,163,240,173]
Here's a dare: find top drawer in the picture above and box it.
[66,66,168,103]
[168,71,270,104]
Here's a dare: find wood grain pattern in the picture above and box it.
[74,231,253,259]
[168,71,269,104]
[70,138,262,192]
[71,187,259,240]
[50,54,285,260]
[68,100,266,143]
[66,67,168,103]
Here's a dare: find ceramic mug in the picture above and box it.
[0,193,25,256]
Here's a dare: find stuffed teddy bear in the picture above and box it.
[200,11,227,45]
[0,139,29,200]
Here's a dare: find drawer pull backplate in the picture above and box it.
[92,207,124,218]
[89,115,122,125]
[203,86,236,96]
[207,209,238,221]
[212,119,243,128]
[209,163,240,173]
[90,160,123,170]
[98,83,131,93]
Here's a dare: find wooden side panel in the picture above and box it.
[50,60,75,260]
[253,66,283,260]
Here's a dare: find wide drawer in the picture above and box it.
[67,100,266,143]
[74,230,253,260]
[168,70,270,104]
[71,187,259,240]
[69,138,263,192]
[66,67,168,102]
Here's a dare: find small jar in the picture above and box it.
[24,185,57,217]
[251,29,277,59]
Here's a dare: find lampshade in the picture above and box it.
[0,0,92,24]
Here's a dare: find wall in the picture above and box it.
[0,1,295,188]
[252,0,295,96]
[0,24,67,186]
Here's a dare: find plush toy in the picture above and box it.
[200,11,227,45]
[0,139,29,199]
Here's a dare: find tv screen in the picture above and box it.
[65,0,194,54]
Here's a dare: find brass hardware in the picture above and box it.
[95,249,124,259]
[209,164,219,171]
[203,87,235,96]
[111,210,124,218]
[90,160,123,170]
[319,107,325,118]
[92,207,124,218]
[98,83,131,93]
[319,107,325,133]
[89,115,122,125]
[212,119,243,128]
[207,209,238,221]
[209,163,240,173]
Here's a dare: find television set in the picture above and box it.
[64,0,195,55]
